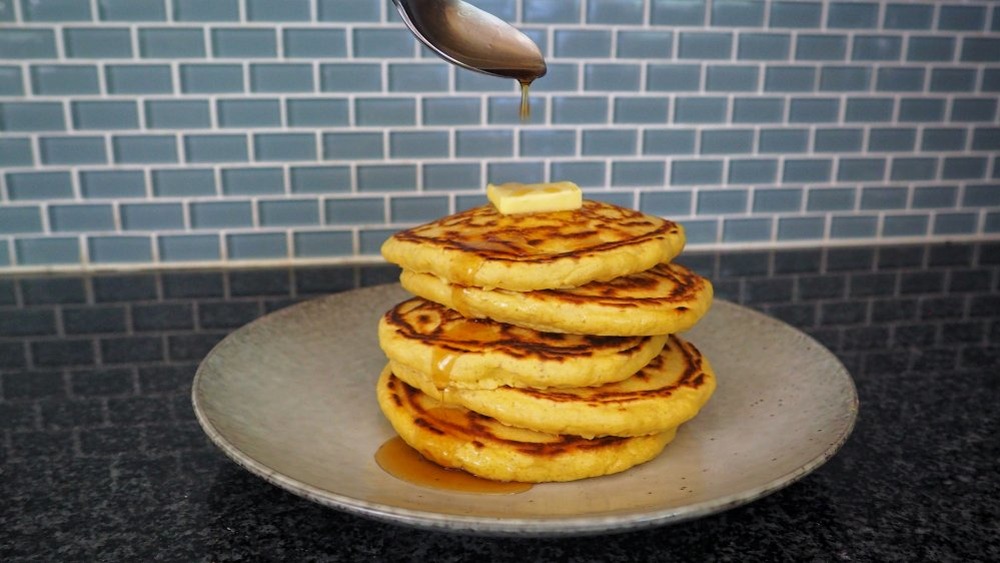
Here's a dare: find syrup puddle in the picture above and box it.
[375,436,532,494]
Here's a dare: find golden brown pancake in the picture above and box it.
[391,335,715,438]
[376,366,676,483]
[381,200,685,291]
[379,298,668,389]
[400,262,713,336]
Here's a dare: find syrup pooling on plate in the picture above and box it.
[375,436,532,494]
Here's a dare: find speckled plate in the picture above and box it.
[192,284,858,536]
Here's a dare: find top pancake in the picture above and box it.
[381,200,685,291]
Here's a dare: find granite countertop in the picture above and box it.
[2,242,998,561]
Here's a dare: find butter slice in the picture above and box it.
[486,181,583,215]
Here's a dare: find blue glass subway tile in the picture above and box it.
[0,138,32,166]
[815,129,863,153]
[15,238,81,266]
[246,0,310,21]
[827,2,878,28]
[753,188,802,212]
[933,213,977,235]
[647,64,701,91]
[390,131,449,159]
[845,98,894,122]
[456,130,514,157]
[112,135,178,164]
[884,4,933,30]
[729,159,778,184]
[217,99,281,127]
[712,0,765,26]
[769,1,822,28]
[318,0,380,21]
[391,196,450,223]
[705,66,758,92]
[0,102,65,131]
[882,215,928,237]
[522,130,576,157]
[120,203,184,231]
[737,33,790,60]
[423,163,481,191]
[389,63,449,92]
[701,129,753,154]
[732,98,784,123]
[358,229,396,255]
[250,64,314,93]
[159,235,221,262]
[913,186,957,209]
[775,217,822,241]
[614,97,669,124]
[64,28,132,58]
[357,164,418,192]
[697,189,747,214]
[39,137,106,165]
[875,67,924,92]
[139,28,204,58]
[0,206,43,233]
[72,101,139,130]
[551,96,608,124]
[0,0,12,21]
[830,216,877,239]
[585,64,642,91]
[807,187,855,211]
[550,161,606,187]
[972,128,1000,151]
[961,38,1000,62]
[30,65,99,95]
[672,160,724,186]
[98,0,165,20]
[939,5,985,31]
[324,64,381,91]
[227,233,287,260]
[640,191,692,216]
[259,200,319,227]
[183,134,248,163]
[554,30,612,58]
[588,0,643,24]
[422,97,481,126]
[22,0,90,20]
[106,64,172,93]
[838,158,885,182]
[963,185,1000,207]
[524,0,581,23]
[582,130,636,156]
[674,97,727,123]
[868,128,916,152]
[0,29,57,59]
[356,98,416,126]
[180,64,243,93]
[325,198,384,225]
[788,98,839,123]
[764,66,815,92]
[860,186,907,210]
[145,100,211,129]
[795,34,847,60]
[221,168,284,196]
[930,69,977,93]
[982,70,1000,91]
[287,99,349,127]
[681,219,718,244]
[531,63,578,92]
[255,133,317,162]
[486,162,545,185]
[294,231,352,258]
[585,191,634,208]
[323,132,383,160]
[174,0,238,21]
[617,31,672,59]
[651,0,705,25]
[190,201,252,228]
[899,98,946,122]
[784,159,833,183]
[643,129,696,155]
[986,213,1000,233]
[284,29,347,58]
[491,94,548,124]
[0,65,22,95]
[212,29,277,58]
[353,29,415,58]
[611,161,666,187]
[942,157,987,180]
[290,166,351,194]
[819,66,870,91]
[907,37,954,62]
[50,205,114,232]
[678,32,732,60]
[80,170,146,199]
[951,99,998,122]
[852,35,902,61]
[455,71,512,92]
[153,169,216,197]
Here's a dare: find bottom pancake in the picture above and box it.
[377,366,675,483]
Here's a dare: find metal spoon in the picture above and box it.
[391,0,546,83]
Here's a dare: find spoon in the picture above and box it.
[391,0,547,83]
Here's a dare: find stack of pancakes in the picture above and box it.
[376,199,716,483]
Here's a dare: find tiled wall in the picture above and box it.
[0,0,999,272]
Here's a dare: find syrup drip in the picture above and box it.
[519,79,531,122]
[375,436,532,494]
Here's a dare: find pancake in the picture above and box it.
[390,335,715,438]
[376,366,676,483]
[381,200,685,291]
[379,298,668,390]
[400,262,713,336]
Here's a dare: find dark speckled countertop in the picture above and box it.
[2,242,998,561]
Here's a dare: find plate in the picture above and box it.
[192,284,858,536]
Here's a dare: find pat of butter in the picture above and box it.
[486,181,583,214]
